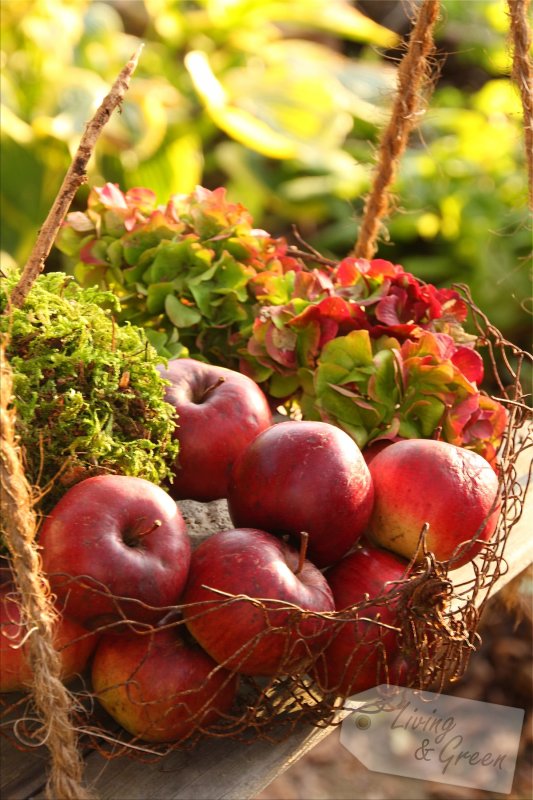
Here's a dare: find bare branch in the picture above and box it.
[8,44,144,310]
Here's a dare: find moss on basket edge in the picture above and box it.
[0,271,179,520]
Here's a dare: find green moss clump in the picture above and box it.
[0,271,179,514]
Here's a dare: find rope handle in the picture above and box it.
[354,0,441,259]
[354,0,532,258]
[508,0,533,210]
[1,348,93,799]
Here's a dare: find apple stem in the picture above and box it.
[294,532,309,576]
[126,519,162,546]
[137,519,162,539]
[200,376,225,402]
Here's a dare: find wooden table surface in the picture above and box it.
[2,714,340,800]
[2,425,531,800]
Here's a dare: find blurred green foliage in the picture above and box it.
[437,0,513,75]
[0,0,396,259]
[0,0,530,352]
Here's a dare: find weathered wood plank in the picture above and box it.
[0,740,49,800]
[76,721,336,800]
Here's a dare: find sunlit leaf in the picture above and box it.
[210,105,298,158]
[0,105,33,144]
[147,283,175,314]
[186,47,359,159]
[320,330,374,369]
[401,397,446,437]
[269,372,301,398]
[165,294,202,327]
[243,1,397,47]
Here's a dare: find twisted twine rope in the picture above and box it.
[353,0,441,259]
[0,345,93,799]
[508,0,533,209]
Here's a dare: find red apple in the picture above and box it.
[367,439,500,568]
[312,542,410,698]
[182,528,335,676]
[92,626,238,743]
[0,584,97,692]
[158,358,272,501]
[227,420,374,568]
[39,475,191,627]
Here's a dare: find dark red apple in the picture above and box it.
[227,420,374,568]
[39,475,191,627]
[367,439,501,568]
[92,626,238,742]
[158,358,272,501]
[0,584,98,692]
[182,528,335,676]
[312,542,410,698]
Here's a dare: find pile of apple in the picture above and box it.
[0,359,501,745]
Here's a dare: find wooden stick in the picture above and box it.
[353,0,440,260]
[508,0,533,209]
[8,45,143,310]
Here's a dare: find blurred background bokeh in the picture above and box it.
[1,0,531,357]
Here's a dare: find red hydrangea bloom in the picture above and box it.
[444,393,508,465]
